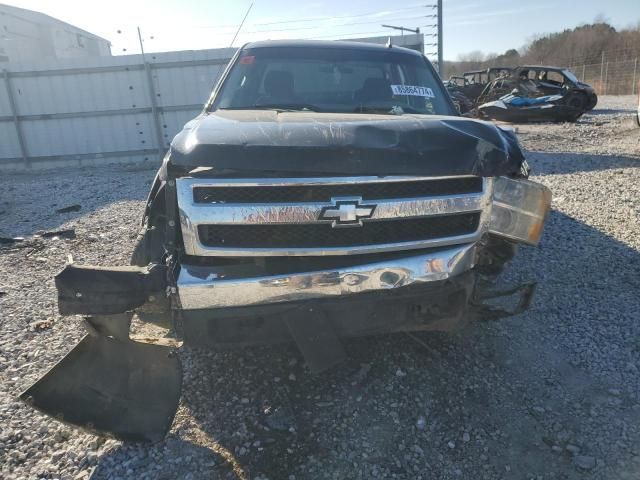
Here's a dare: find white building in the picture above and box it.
[0,3,111,63]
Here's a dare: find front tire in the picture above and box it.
[566,92,586,111]
[563,93,587,122]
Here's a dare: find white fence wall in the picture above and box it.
[0,48,237,171]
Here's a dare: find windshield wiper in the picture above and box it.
[220,103,321,112]
[353,105,423,115]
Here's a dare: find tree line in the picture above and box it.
[445,22,640,78]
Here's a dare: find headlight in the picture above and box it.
[489,176,551,246]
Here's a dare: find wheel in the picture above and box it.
[565,92,586,111]
[563,110,584,123]
[563,92,587,122]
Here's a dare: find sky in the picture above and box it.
[3,0,639,61]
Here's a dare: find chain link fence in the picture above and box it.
[569,58,639,95]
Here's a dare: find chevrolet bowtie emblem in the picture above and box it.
[319,198,376,227]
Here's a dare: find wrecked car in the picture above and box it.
[463,69,489,85]
[462,69,489,102]
[475,65,597,122]
[487,67,513,82]
[446,69,513,115]
[445,75,467,88]
[444,76,474,114]
[461,67,512,103]
[512,66,597,111]
[21,40,551,442]
[477,93,578,123]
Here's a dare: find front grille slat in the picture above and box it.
[198,213,480,249]
[193,177,483,204]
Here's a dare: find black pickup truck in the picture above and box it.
[22,40,551,442]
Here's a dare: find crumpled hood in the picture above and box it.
[169,110,525,177]
[577,82,596,93]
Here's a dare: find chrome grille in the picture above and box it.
[193,177,483,203]
[198,213,480,248]
[177,176,492,257]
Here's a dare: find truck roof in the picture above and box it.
[242,39,423,56]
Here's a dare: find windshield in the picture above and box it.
[211,46,453,116]
[562,69,579,84]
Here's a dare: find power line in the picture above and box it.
[115,5,443,57]
[232,5,438,44]
[249,8,436,39]
[188,5,432,31]
[250,4,433,26]
[242,15,433,34]
[307,29,399,40]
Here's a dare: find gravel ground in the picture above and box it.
[1,95,639,480]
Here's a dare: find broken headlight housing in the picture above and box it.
[489,176,552,246]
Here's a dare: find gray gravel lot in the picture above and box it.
[1,96,639,480]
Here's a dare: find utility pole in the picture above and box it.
[382,5,441,66]
[437,0,443,76]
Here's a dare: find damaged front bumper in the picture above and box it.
[177,243,477,310]
[21,332,181,442]
[21,176,551,442]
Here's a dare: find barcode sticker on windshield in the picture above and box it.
[391,85,435,98]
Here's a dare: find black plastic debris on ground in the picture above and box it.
[0,236,25,245]
[39,229,76,239]
[0,229,76,250]
[56,204,82,214]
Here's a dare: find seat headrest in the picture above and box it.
[264,70,294,98]
[355,78,393,103]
